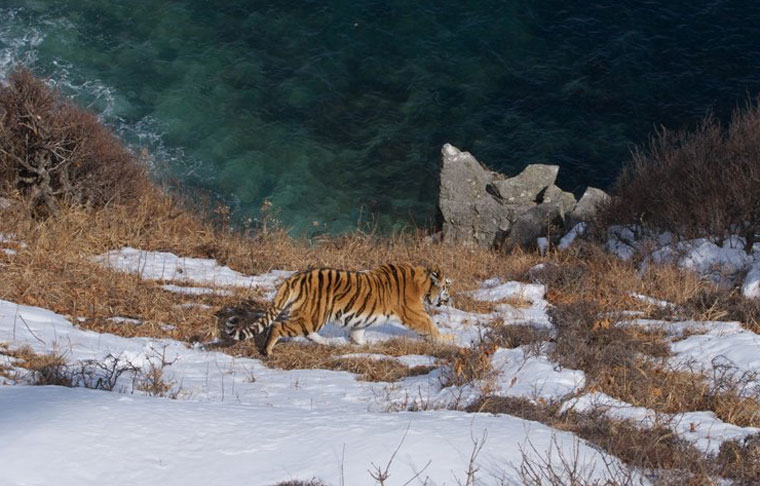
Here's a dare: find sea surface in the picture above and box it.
[1,1,759,234]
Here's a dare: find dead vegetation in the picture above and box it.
[596,98,760,253]
[0,68,149,216]
[224,337,454,383]
[1,345,180,398]
[470,396,760,486]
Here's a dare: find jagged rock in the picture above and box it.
[499,203,564,250]
[568,187,609,227]
[541,185,577,219]
[487,164,559,204]
[438,144,510,246]
[437,144,595,249]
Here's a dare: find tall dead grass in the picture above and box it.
[597,98,760,253]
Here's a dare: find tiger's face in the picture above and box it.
[426,269,452,307]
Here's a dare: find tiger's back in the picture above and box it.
[225,263,451,355]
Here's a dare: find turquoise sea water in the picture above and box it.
[1,1,759,234]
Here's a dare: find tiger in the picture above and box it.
[223,263,453,356]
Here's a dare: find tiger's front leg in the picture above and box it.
[402,310,455,344]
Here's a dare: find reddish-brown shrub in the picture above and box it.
[0,67,149,215]
[597,99,760,252]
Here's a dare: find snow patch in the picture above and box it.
[95,247,293,291]
[558,222,587,250]
[161,284,232,296]
[742,262,760,299]
[490,346,585,401]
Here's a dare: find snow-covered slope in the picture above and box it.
[0,298,617,486]
[4,247,760,484]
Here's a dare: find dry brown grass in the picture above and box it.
[717,433,760,485]
[548,299,760,428]
[468,396,716,485]
[532,243,708,318]
[3,345,72,386]
[223,337,455,383]
[597,99,760,251]
[484,323,553,350]
[681,288,760,333]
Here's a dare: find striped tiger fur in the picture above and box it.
[223,263,452,356]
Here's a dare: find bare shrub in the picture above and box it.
[135,344,180,398]
[269,480,329,486]
[517,435,643,486]
[484,323,553,351]
[0,67,148,215]
[717,433,760,485]
[597,99,760,253]
[682,288,760,333]
[5,344,183,398]
[441,341,498,392]
[9,346,72,386]
[72,353,140,392]
[548,300,669,374]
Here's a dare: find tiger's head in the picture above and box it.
[426,267,452,307]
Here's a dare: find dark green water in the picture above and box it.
[2,1,759,234]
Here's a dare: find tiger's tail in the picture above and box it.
[224,277,296,341]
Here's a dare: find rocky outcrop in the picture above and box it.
[437,144,609,249]
[438,144,512,247]
[567,187,610,228]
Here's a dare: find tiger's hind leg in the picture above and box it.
[263,315,315,356]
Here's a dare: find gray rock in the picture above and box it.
[438,144,509,246]
[568,187,610,226]
[438,144,493,203]
[500,203,564,250]
[541,185,577,220]
[437,143,587,249]
[487,164,559,204]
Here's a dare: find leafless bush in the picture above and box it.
[368,426,431,486]
[71,353,140,392]
[597,100,760,253]
[7,345,180,398]
[10,346,72,386]
[716,433,760,485]
[516,435,643,486]
[269,480,329,486]
[0,67,148,216]
[136,344,180,398]
[441,340,498,393]
[682,288,760,333]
